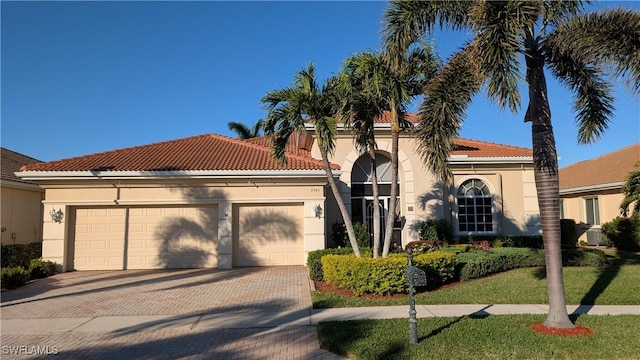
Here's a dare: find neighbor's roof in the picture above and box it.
[20,134,337,173]
[559,143,640,191]
[1,147,41,184]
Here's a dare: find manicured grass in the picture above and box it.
[312,250,640,308]
[317,315,640,360]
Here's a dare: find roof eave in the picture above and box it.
[448,156,533,164]
[559,182,624,195]
[15,169,341,181]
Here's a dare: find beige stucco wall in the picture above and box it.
[451,164,540,237]
[38,178,327,270]
[312,130,538,246]
[1,183,44,245]
[561,189,625,242]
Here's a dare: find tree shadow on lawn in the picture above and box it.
[531,250,638,315]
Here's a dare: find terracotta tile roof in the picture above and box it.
[20,134,337,173]
[450,138,532,158]
[1,148,41,184]
[244,135,312,158]
[560,143,640,190]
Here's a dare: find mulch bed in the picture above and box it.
[529,323,594,336]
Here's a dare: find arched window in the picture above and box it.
[456,178,493,233]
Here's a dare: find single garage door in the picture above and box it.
[73,206,218,270]
[232,203,304,266]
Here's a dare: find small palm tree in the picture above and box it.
[262,64,362,257]
[383,1,639,328]
[340,47,439,258]
[227,119,264,139]
[621,161,640,217]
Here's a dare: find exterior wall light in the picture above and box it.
[50,207,64,223]
[313,203,323,218]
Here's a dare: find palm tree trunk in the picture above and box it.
[369,145,381,257]
[382,109,400,257]
[525,30,574,328]
[318,143,361,257]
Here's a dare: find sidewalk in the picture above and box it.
[3,304,639,334]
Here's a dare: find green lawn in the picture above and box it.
[317,315,640,360]
[312,250,640,308]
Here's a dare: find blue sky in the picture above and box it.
[2,1,638,168]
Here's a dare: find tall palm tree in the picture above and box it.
[227,119,264,139]
[383,1,639,328]
[621,161,640,217]
[341,48,439,258]
[262,64,362,257]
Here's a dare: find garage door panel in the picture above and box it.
[233,204,304,266]
[74,208,126,271]
[73,206,218,270]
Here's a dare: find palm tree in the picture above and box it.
[383,1,639,328]
[227,119,264,139]
[621,161,640,217]
[340,48,439,257]
[261,64,362,257]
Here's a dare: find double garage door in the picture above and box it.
[72,204,303,270]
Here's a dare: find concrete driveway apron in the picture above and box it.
[1,266,345,359]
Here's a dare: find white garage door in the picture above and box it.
[233,204,304,266]
[73,206,218,270]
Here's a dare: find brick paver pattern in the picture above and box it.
[1,267,344,359]
[1,267,311,318]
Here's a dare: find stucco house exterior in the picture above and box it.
[16,116,540,271]
[1,147,44,245]
[559,143,640,245]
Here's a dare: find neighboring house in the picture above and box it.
[16,116,540,271]
[1,148,44,245]
[559,143,640,245]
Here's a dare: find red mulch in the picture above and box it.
[529,323,594,336]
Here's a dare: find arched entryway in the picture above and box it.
[350,153,402,247]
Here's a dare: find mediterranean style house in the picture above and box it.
[559,143,640,245]
[16,116,540,271]
[1,147,44,245]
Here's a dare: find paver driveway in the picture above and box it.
[1,267,344,359]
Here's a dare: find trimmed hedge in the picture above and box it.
[307,248,370,281]
[1,266,31,288]
[457,248,545,281]
[321,251,457,296]
[1,242,42,268]
[29,258,57,279]
[456,247,610,281]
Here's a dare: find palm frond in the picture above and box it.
[545,8,640,96]
[416,42,483,181]
[545,47,614,144]
[382,0,472,64]
[620,161,640,216]
[541,0,586,28]
[227,121,253,140]
[471,1,542,112]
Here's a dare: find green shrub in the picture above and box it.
[1,242,42,268]
[457,248,546,281]
[418,219,452,242]
[1,266,31,288]
[321,251,457,296]
[330,222,348,248]
[456,247,610,281]
[601,216,640,252]
[561,219,578,248]
[561,248,609,267]
[307,247,370,281]
[28,258,57,279]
